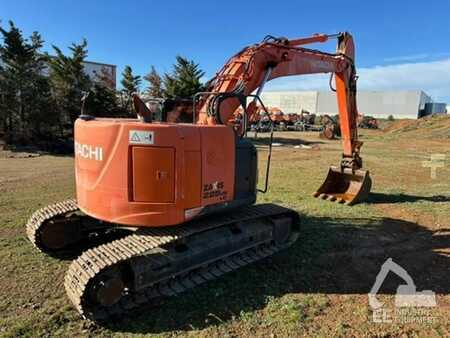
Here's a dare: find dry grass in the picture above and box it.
[0,123,449,337]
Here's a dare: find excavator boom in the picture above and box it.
[196,32,371,204]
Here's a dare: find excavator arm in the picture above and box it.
[197,32,371,204]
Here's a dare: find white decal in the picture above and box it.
[184,207,204,220]
[369,258,436,324]
[75,142,103,161]
[129,130,154,145]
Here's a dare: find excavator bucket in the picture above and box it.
[313,166,372,205]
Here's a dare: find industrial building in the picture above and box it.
[260,90,435,119]
[45,59,117,88]
[81,61,117,88]
[0,58,117,89]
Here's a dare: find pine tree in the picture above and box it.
[120,65,141,114]
[48,39,91,127]
[0,21,50,142]
[143,65,163,98]
[0,42,8,136]
[163,56,205,98]
[87,83,121,117]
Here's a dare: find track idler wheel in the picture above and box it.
[313,166,372,205]
[90,267,126,308]
[39,217,83,250]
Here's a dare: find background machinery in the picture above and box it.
[358,113,379,129]
[26,32,372,320]
[319,114,341,139]
[269,107,286,130]
[292,110,318,131]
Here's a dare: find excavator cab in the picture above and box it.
[139,97,194,123]
[313,166,372,205]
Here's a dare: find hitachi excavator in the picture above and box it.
[26,32,371,320]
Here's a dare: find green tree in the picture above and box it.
[48,39,91,129]
[143,65,163,98]
[84,69,117,117]
[87,82,123,118]
[120,65,141,114]
[0,21,50,142]
[163,56,205,98]
[71,65,127,118]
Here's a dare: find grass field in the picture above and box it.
[1,117,449,337]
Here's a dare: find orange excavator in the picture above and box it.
[269,107,286,129]
[26,32,371,320]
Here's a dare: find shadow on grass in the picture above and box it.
[367,192,450,204]
[249,136,325,147]
[101,214,449,334]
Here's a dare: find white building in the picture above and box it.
[260,90,432,119]
[81,61,116,88]
[1,58,117,89]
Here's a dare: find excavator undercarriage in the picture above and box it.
[27,201,298,321]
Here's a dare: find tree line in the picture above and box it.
[0,20,205,148]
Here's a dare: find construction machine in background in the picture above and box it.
[319,113,378,139]
[293,111,320,131]
[26,32,372,321]
[283,112,299,127]
[269,107,286,130]
[358,113,379,129]
[319,114,341,139]
[251,113,272,132]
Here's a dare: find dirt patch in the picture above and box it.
[383,115,450,139]
[383,119,415,132]
[376,203,443,229]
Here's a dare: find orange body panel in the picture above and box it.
[183,151,201,209]
[199,127,235,205]
[75,119,235,227]
[132,147,175,203]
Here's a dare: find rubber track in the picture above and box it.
[64,203,299,321]
[26,199,79,252]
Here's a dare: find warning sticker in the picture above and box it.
[129,130,154,145]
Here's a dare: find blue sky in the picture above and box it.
[1,0,450,102]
